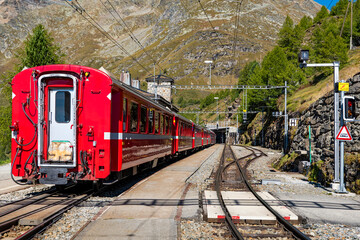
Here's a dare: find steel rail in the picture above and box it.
[0,188,57,218]
[214,145,244,240]
[15,189,93,240]
[230,145,311,240]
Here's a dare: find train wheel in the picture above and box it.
[55,185,65,192]
[93,180,103,191]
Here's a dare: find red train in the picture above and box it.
[10,65,216,186]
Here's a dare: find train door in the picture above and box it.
[48,89,75,148]
[38,74,78,169]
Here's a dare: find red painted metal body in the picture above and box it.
[11,65,216,185]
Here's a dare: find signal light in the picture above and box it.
[343,96,356,121]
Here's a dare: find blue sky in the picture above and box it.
[314,0,339,9]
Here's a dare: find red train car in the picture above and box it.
[10,65,215,186]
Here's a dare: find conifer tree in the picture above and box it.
[17,24,64,69]
[330,0,349,16]
[314,6,329,23]
[299,16,313,30]
[0,24,64,162]
[278,16,294,50]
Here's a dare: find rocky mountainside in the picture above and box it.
[0,0,321,89]
[247,71,360,193]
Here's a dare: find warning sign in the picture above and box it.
[338,82,349,92]
[336,125,353,141]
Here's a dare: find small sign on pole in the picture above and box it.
[289,118,297,127]
[336,125,353,141]
[338,82,349,92]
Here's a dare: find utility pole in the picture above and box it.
[214,97,219,127]
[236,114,239,144]
[154,63,158,100]
[284,81,288,153]
[299,50,340,190]
[261,107,264,147]
[339,85,346,192]
[350,0,353,50]
[205,60,213,85]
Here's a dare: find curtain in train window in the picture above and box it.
[169,117,172,134]
[155,112,159,134]
[165,116,169,135]
[130,102,138,132]
[148,109,154,134]
[123,98,127,131]
[160,114,163,134]
[140,106,147,133]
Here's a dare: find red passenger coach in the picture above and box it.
[10,65,215,186]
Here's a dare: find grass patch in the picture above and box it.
[308,160,325,182]
[0,159,11,166]
[272,152,298,170]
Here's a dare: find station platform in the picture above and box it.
[75,145,222,240]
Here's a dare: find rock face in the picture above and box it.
[263,73,360,192]
[290,73,360,191]
[0,0,321,82]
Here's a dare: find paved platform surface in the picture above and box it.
[204,190,298,224]
[275,192,360,226]
[0,163,28,195]
[75,145,221,240]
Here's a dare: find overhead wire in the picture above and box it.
[197,0,226,47]
[62,0,151,74]
[100,0,165,73]
[233,0,243,57]
[340,0,350,37]
[327,0,334,10]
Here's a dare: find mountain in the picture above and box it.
[0,0,321,91]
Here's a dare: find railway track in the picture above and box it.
[214,144,311,240]
[0,185,95,240]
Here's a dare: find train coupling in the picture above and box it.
[39,167,68,185]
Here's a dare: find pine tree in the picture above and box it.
[330,0,349,16]
[0,24,64,162]
[299,16,313,30]
[16,24,64,69]
[278,16,295,51]
[314,6,329,23]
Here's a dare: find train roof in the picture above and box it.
[13,64,213,132]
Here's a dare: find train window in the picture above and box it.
[169,118,172,134]
[160,114,163,134]
[123,98,127,131]
[55,91,71,123]
[140,106,147,133]
[165,116,168,134]
[148,110,154,134]
[155,112,159,134]
[130,102,138,132]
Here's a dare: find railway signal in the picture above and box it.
[343,96,356,121]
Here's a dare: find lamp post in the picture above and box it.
[214,96,219,127]
[205,60,213,85]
